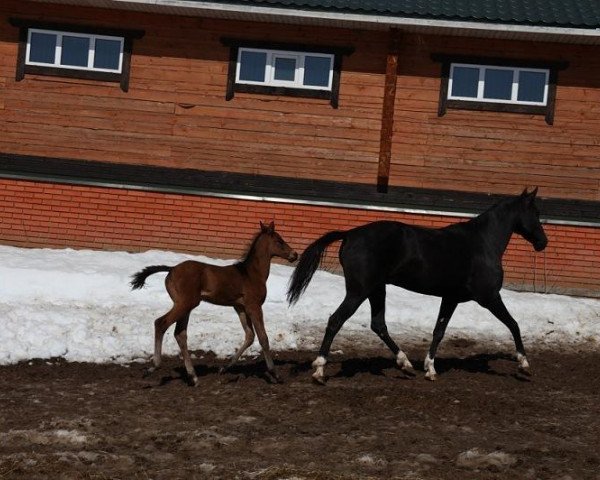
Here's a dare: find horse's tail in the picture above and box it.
[130,265,172,290]
[287,230,347,305]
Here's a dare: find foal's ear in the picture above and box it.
[259,221,275,233]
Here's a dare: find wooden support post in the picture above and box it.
[377,30,401,193]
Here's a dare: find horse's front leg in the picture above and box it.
[219,307,255,374]
[312,293,365,385]
[246,305,281,383]
[482,294,530,375]
[424,297,458,381]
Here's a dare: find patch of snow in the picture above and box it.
[0,245,598,365]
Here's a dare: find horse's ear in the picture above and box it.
[520,187,529,197]
[259,221,274,233]
[529,187,539,198]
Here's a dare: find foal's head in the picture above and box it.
[259,221,298,262]
[513,188,548,252]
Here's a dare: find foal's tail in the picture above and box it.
[287,230,347,305]
[130,265,171,290]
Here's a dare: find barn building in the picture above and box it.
[0,0,599,297]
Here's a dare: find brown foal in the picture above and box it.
[131,222,298,386]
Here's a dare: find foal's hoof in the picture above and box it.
[143,366,156,378]
[424,371,437,381]
[267,371,284,384]
[311,373,327,386]
[218,366,227,375]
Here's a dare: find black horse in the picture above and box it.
[287,188,547,383]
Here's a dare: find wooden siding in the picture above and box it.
[1,1,599,202]
[392,34,600,201]
[0,0,385,185]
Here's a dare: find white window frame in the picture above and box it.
[448,63,549,106]
[25,28,124,73]
[236,47,334,91]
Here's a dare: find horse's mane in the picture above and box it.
[234,231,263,272]
[469,195,518,225]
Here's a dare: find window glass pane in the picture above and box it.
[94,38,121,70]
[61,35,89,67]
[239,51,266,82]
[274,57,296,81]
[450,66,479,98]
[518,71,546,103]
[304,56,331,87]
[29,32,57,64]
[483,68,513,100]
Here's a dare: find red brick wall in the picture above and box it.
[1,177,598,297]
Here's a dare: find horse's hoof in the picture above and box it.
[312,373,327,386]
[218,366,227,375]
[143,366,156,378]
[266,371,284,384]
[424,371,437,381]
[402,363,417,376]
[191,378,200,387]
[518,365,532,376]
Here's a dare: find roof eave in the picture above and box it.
[28,0,600,45]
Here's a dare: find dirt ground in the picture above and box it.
[1,342,599,480]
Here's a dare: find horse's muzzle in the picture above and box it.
[288,251,299,262]
[534,238,548,252]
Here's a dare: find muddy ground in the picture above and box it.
[1,342,599,480]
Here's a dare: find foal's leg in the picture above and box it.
[312,294,365,384]
[174,312,199,386]
[483,294,530,375]
[424,297,458,381]
[247,306,281,383]
[219,307,255,374]
[151,306,186,371]
[368,286,414,373]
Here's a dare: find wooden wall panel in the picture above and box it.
[0,1,599,201]
[391,34,600,201]
[0,0,385,184]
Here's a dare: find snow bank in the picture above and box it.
[0,245,598,365]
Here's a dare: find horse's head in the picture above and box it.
[514,188,547,252]
[260,221,298,262]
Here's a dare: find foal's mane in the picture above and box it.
[234,231,264,272]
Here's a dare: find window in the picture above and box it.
[236,48,334,90]
[10,18,144,92]
[27,29,124,73]
[432,54,568,125]
[449,64,549,106]
[221,38,354,108]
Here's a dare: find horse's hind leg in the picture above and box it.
[483,294,530,375]
[368,286,414,373]
[312,293,365,384]
[150,312,174,371]
[174,311,198,386]
[424,297,458,381]
[150,304,191,372]
[219,307,255,374]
